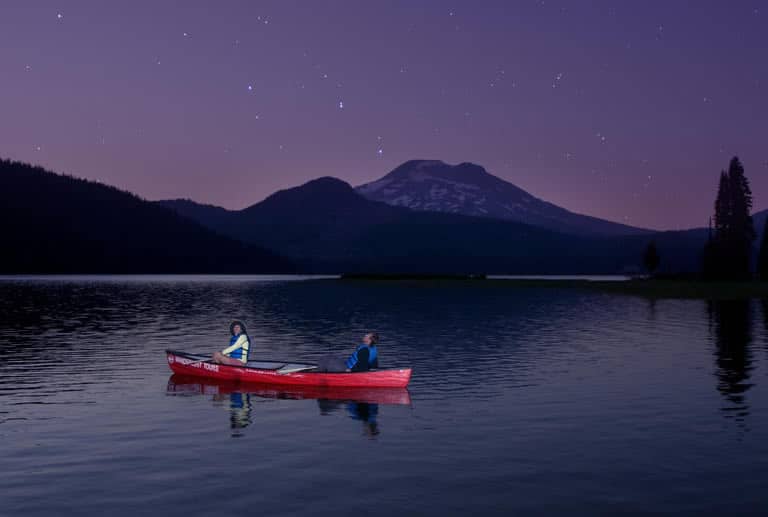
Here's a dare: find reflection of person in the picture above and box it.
[229,392,252,437]
[317,332,379,372]
[347,402,379,436]
[212,320,250,365]
[212,391,252,437]
[315,399,380,436]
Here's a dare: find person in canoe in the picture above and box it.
[317,332,379,372]
[212,320,251,365]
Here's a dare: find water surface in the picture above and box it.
[1,277,767,515]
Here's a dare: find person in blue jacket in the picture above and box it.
[345,332,379,372]
[318,332,379,372]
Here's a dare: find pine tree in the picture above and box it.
[643,240,660,275]
[704,174,728,278]
[704,157,755,279]
[714,171,729,238]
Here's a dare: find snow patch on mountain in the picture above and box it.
[356,159,652,237]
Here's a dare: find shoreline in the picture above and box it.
[338,275,768,299]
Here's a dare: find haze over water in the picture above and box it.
[2,276,768,515]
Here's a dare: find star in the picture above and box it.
[377,148,383,155]
[338,100,344,109]
[57,13,63,20]
[247,85,253,91]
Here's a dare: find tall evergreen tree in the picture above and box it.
[704,157,755,279]
[643,240,660,275]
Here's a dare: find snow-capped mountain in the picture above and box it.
[356,160,651,237]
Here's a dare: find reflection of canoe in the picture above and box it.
[167,374,412,405]
[166,349,412,388]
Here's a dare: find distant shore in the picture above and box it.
[339,274,768,299]
[5,273,768,299]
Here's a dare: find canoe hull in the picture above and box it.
[166,350,412,388]
[167,374,412,405]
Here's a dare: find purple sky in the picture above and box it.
[1,1,766,230]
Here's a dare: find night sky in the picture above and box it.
[1,1,766,230]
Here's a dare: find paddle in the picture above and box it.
[277,365,318,374]
[184,358,210,366]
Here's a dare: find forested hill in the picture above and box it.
[0,159,293,273]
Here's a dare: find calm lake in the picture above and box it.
[1,276,767,516]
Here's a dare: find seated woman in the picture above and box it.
[318,333,379,372]
[212,320,250,365]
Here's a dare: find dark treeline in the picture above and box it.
[693,156,768,281]
[0,159,293,273]
[702,157,756,280]
[645,156,768,281]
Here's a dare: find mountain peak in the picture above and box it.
[356,159,651,237]
[297,176,356,194]
[385,160,490,182]
[244,176,365,216]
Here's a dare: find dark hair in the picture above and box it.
[230,320,247,335]
[368,332,379,345]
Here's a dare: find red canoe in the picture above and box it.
[166,349,412,388]
[167,374,412,405]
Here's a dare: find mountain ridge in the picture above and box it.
[158,177,675,274]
